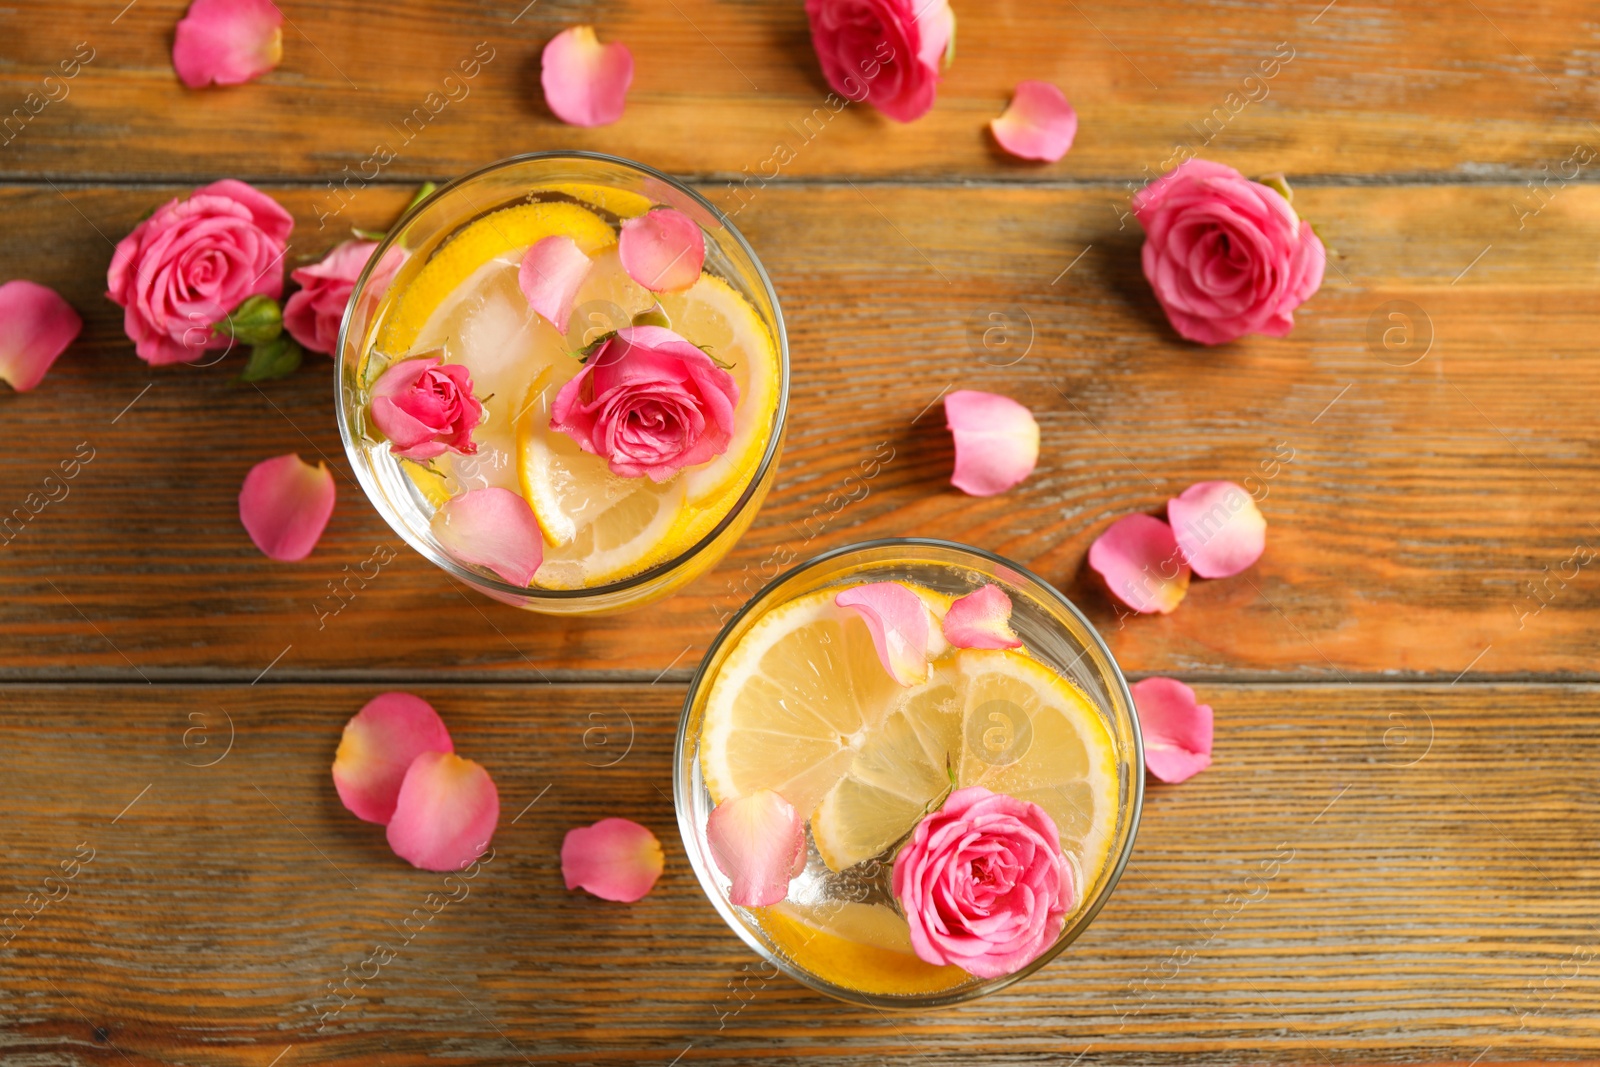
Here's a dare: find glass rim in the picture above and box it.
[672,536,1145,1008]
[333,150,791,601]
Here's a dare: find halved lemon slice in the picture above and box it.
[753,901,968,997]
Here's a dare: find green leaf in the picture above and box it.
[943,13,957,70]
[630,307,671,330]
[1258,172,1293,203]
[403,181,437,216]
[351,227,386,241]
[572,330,617,363]
[237,335,304,382]
[214,295,283,346]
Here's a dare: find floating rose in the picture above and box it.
[943,583,1022,650]
[238,453,336,562]
[0,280,81,392]
[991,81,1078,162]
[386,751,500,872]
[706,790,807,907]
[172,0,284,89]
[107,180,293,366]
[519,236,593,333]
[836,581,934,686]
[1167,480,1266,578]
[618,209,705,293]
[893,786,1074,978]
[1132,159,1324,345]
[1087,513,1190,615]
[1131,677,1213,783]
[550,325,738,482]
[431,487,545,587]
[562,818,665,902]
[541,26,633,127]
[368,353,482,462]
[283,240,377,356]
[804,0,955,123]
[944,390,1039,497]
[332,693,454,825]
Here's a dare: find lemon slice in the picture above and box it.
[542,182,653,220]
[699,588,910,815]
[377,201,615,356]
[754,901,968,997]
[809,648,1119,884]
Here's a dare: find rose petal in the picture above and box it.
[561,818,664,902]
[385,751,500,872]
[518,236,593,333]
[944,390,1040,496]
[706,790,806,907]
[0,281,82,392]
[332,693,454,825]
[1167,480,1267,579]
[943,583,1023,650]
[540,25,633,127]
[238,453,336,561]
[991,81,1078,162]
[1131,677,1213,783]
[431,487,544,587]
[1087,513,1190,614]
[835,581,931,687]
[172,0,284,89]
[618,209,705,293]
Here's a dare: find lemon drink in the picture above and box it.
[679,543,1142,1003]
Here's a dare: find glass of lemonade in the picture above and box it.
[337,152,788,614]
[675,539,1143,1007]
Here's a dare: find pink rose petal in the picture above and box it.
[562,818,664,902]
[943,583,1023,650]
[1131,676,1213,783]
[238,453,336,562]
[706,790,806,907]
[618,209,705,293]
[991,80,1078,162]
[540,25,633,127]
[1167,480,1267,579]
[385,751,500,872]
[1087,513,1190,615]
[835,581,931,687]
[944,390,1039,497]
[172,0,284,89]
[332,693,454,825]
[519,236,593,334]
[0,280,81,392]
[431,487,544,587]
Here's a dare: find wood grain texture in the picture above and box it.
[1,683,1597,1066]
[0,181,1596,679]
[0,0,1595,182]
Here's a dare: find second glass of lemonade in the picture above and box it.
[337,153,788,614]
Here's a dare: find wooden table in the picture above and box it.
[4,1,1598,1063]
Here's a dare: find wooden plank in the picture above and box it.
[0,682,1596,1064]
[2,180,1597,679]
[0,0,1595,181]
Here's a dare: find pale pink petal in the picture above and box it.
[836,581,931,687]
[385,751,500,872]
[1131,677,1213,783]
[540,26,633,127]
[706,790,806,907]
[944,390,1040,496]
[618,209,705,292]
[0,280,81,392]
[991,80,1078,162]
[1168,480,1267,579]
[332,693,454,825]
[172,0,284,89]
[942,583,1022,650]
[519,236,593,333]
[431,487,544,587]
[1087,513,1190,615]
[561,818,664,902]
[238,453,336,562]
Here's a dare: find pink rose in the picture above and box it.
[283,240,377,356]
[1132,159,1325,345]
[106,179,293,366]
[369,354,482,462]
[892,786,1074,979]
[804,0,954,123]
[550,325,739,482]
